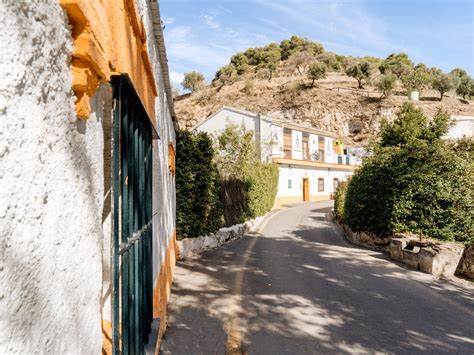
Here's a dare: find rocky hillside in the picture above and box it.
[174,38,474,146]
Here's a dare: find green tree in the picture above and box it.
[432,73,454,101]
[213,64,238,87]
[316,52,341,71]
[379,53,414,79]
[380,104,450,149]
[215,123,257,179]
[456,76,473,99]
[401,66,430,92]
[215,124,279,223]
[230,53,249,75]
[377,74,397,98]
[181,71,205,92]
[346,62,371,89]
[267,62,278,81]
[280,35,323,60]
[307,62,327,87]
[289,51,314,75]
[449,68,468,79]
[343,103,472,243]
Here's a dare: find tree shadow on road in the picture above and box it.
[161,204,474,355]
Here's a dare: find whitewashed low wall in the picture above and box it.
[176,214,267,260]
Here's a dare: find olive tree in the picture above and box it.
[379,53,413,79]
[181,71,205,92]
[346,62,371,89]
[432,73,454,101]
[307,62,327,87]
[456,76,474,99]
[377,74,397,98]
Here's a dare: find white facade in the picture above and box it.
[195,107,275,162]
[278,165,353,199]
[194,107,358,207]
[445,116,474,140]
[0,0,176,353]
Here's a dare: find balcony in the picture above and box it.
[272,156,357,171]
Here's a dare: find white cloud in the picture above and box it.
[162,17,174,25]
[166,26,192,41]
[169,71,184,87]
[202,13,220,29]
[164,25,229,73]
[255,0,402,54]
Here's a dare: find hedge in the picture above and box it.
[175,130,223,239]
[176,129,279,238]
[342,104,473,244]
[334,180,348,220]
[243,162,279,220]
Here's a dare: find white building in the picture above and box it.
[445,116,474,140]
[1,1,176,353]
[194,107,358,208]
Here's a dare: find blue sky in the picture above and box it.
[160,0,473,88]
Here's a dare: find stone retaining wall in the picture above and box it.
[176,214,267,260]
[334,215,471,280]
[457,245,474,279]
[390,238,464,279]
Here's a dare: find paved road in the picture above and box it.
[161,202,474,354]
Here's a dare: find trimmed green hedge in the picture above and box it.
[176,129,279,238]
[220,162,279,226]
[334,180,348,220]
[176,130,223,239]
[342,103,473,244]
[243,162,279,220]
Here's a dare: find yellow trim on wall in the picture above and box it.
[59,0,158,122]
[273,157,357,171]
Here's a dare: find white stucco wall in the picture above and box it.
[136,0,176,281]
[197,109,256,135]
[0,2,104,353]
[291,130,303,160]
[260,118,273,162]
[324,137,334,162]
[195,108,273,162]
[277,165,353,198]
[309,134,318,158]
[271,125,284,158]
[445,116,474,140]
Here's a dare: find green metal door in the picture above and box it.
[111,74,157,355]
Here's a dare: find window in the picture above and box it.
[302,132,309,160]
[333,178,339,191]
[288,179,292,189]
[318,137,325,162]
[283,128,292,158]
[318,149,325,162]
[111,74,156,353]
[168,143,176,175]
[318,178,324,192]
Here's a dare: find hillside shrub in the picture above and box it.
[343,103,473,244]
[176,130,223,239]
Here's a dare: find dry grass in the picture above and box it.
[175,72,474,146]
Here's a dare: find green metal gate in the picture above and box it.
[111,74,157,355]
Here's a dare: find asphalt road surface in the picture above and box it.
[161,201,474,354]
